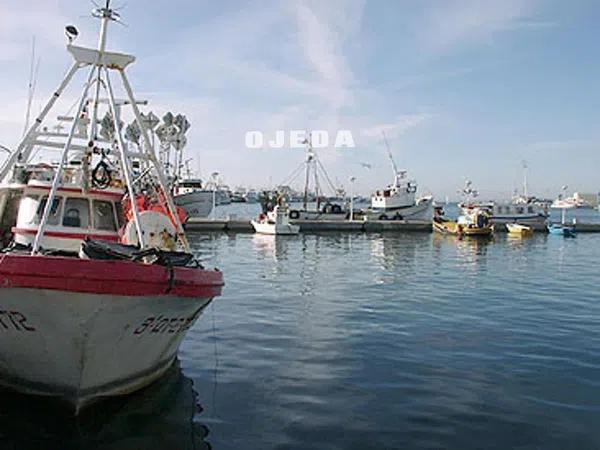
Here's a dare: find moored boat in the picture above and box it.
[506,222,534,236]
[0,1,223,413]
[365,133,433,221]
[253,194,299,235]
[286,136,350,221]
[433,206,493,237]
[547,223,576,237]
[173,178,213,219]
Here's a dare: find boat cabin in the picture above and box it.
[371,171,418,210]
[10,179,124,253]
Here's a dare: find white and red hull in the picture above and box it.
[0,254,223,412]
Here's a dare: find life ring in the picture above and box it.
[379,214,388,220]
[289,210,300,219]
[91,159,112,189]
[393,213,403,220]
[332,204,342,214]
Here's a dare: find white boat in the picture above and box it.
[506,222,534,235]
[251,204,299,235]
[551,191,593,209]
[0,2,223,413]
[366,133,433,221]
[173,178,213,219]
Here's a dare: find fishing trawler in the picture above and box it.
[0,2,223,412]
[365,134,433,221]
[287,136,350,221]
[153,116,213,219]
[458,175,548,228]
[433,205,494,237]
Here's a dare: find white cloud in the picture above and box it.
[361,114,431,139]
[419,0,545,51]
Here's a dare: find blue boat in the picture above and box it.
[547,223,576,237]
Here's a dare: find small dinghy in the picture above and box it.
[547,223,576,237]
[252,205,300,235]
[506,223,533,236]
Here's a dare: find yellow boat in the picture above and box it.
[433,207,493,237]
[506,223,534,236]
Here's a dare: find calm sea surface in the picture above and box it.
[1,205,599,449]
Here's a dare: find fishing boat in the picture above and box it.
[173,178,213,219]
[0,1,223,413]
[458,170,548,227]
[252,206,300,235]
[287,136,350,221]
[506,223,534,236]
[154,122,213,220]
[365,133,433,221]
[252,194,299,235]
[433,206,493,237]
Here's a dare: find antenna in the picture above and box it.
[521,159,528,199]
[23,36,40,138]
[382,131,399,178]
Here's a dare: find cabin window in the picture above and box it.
[92,200,117,231]
[528,206,534,213]
[24,195,63,226]
[517,207,524,214]
[63,198,90,228]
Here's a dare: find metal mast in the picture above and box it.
[26,0,189,253]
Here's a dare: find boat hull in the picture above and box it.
[0,287,211,412]
[367,196,433,221]
[174,191,213,219]
[251,220,299,235]
[490,214,547,226]
[547,224,576,237]
[433,220,493,236]
[0,254,223,413]
[506,223,534,235]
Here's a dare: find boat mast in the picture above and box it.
[522,160,528,199]
[22,37,40,138]
[31,0,189,252]
[382,132,399,181]
[89,0,111,142]
[303,135,312,210]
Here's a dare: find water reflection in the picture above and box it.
[251,233,292,261]
[0,361,210,450]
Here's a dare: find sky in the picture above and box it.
[0,0,599,200]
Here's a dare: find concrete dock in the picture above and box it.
[184,218,600,233]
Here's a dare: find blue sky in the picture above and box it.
[0,0,599,199]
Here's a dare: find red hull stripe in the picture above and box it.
[12,227,120,242]
[0,254,224,298]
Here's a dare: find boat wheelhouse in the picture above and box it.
[11,177,124,252]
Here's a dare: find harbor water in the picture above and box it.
[1,209,600,449]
